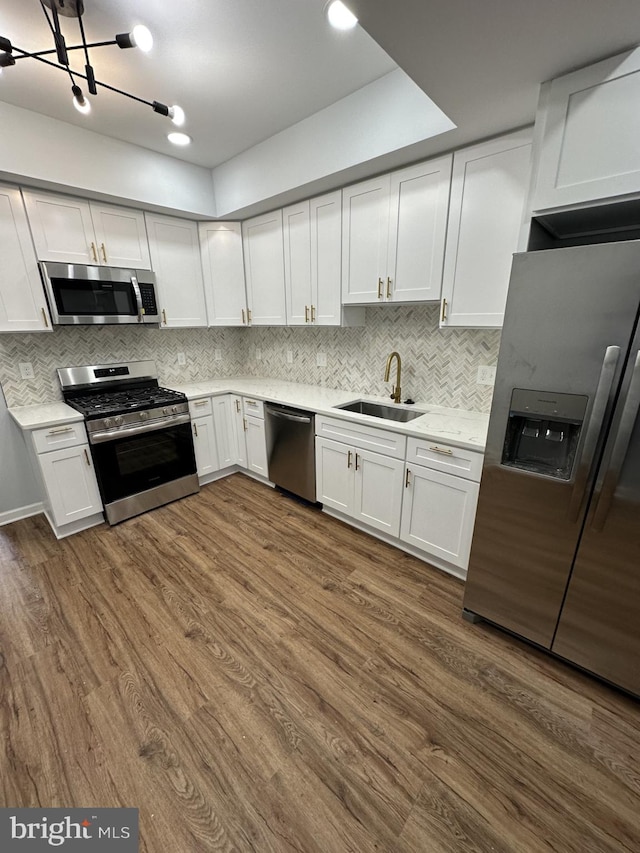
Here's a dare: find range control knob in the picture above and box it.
[163,407,169,415]
[172,405,178,414]
[114,416,123,426]
[139,411,148,421]
[103,418,112,429]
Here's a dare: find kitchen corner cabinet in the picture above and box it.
[242,210,287,325]
[342,156,452,305]
[0,185,51,332]
[532,48,640,212]
[284,192,364,327]
[22,189,151,269]
[145,213,208,328]
[440,129,532,329]
[231,396,247,467]
[190,394,239,481]
[199,222,248,327]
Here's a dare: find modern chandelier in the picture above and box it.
[0,0,186,137]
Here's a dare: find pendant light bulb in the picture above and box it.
[169,104,185,127]
[72,85,91,115]
[326,1,358,30]
[131,25,153,53]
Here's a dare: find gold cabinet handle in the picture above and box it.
[41,307,49,328]
[193,423,198,437]
[243,418,248,432]
[386,277,392,299]
[194,400,207,407]
[84,448,91,466]
[242,308,246,325]
[305,305,309,323]
[101,242,107,263]
[162,309,167,325]
[235,399,240,413]
[90,242,98,263]
[247,309,252,323]
[377,277,383,299]
[347,450,352,468]
[48,426,74,435]
[311,305,316,323]
[405,468,411,488]
[441,298,447,322]
[429,445,454,456]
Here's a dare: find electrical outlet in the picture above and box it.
[286,350,293,364]
[316,352,327,367]
[19,362,35,380]
[214,348,222,361]
[255,348,262,361]
[177,352,186,366]
[477,365,496,385]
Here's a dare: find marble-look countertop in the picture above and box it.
[9,377,489,451]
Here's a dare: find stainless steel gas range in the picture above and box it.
[58,360,199,524]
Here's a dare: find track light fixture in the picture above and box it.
[1,1,186,135]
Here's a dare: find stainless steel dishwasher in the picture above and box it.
[264,402,316,503]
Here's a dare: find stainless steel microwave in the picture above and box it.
[39,262,160,325]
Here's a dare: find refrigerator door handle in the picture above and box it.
[590,350,640,532]
[568,345,620,522]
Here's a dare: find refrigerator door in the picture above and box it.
[552,339,640,695]
[463,241,640,647]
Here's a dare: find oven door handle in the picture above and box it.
[131,273,144,323]
[89,413,191,444]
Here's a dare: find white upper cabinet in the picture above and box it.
[145,213,208,328]
[284,191,363,327]
[242,210,287,325]
[23,189,151,269]
[199,221,248,327]
[533,48,640,212]
[440,129,532,329]
[0,185,51,333]
[342,155,452,305]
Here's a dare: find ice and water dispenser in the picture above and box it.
[502,389,588,480]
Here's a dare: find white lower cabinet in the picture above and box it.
[231,396,247,467]
[192,415,218,478]
[212,396,236,468]
[190,395,240,481]
[245,415,268,477]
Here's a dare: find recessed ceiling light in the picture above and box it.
[168,131,191,146]
[325,1,358,30]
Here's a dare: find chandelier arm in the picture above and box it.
[76,9,96,95]
[13,41,119,60]
[39,0,74,85]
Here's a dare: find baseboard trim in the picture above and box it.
[0,502,44,527]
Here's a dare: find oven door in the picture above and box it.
[90,420,198,521]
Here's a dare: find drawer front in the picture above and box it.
[243,397,264,419]
[406,437,483,482]
[32,421,87,453]
[189,396,213,417]
[316,415,406,459]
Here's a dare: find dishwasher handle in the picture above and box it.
[267,408,312,424]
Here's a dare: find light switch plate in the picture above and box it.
[255,348,262,361]
[214,348,222,361]
[286,350,293,364]
[19,362,35,379]
[477,365,496,385]
[177,352,186,366]
[316,352,327,367]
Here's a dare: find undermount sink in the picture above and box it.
[335,400,425,423]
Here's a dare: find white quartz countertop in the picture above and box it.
[8,378,489,450]
[168,378,489,451]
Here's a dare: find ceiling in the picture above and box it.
[3,1,640,185]
[0,0,396,169]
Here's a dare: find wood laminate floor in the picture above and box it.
[1,474,639,852]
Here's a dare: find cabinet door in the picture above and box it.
[387,156,452,303]
[231,397,247,467]
[341,175,390,304]
[212,395,235,469]
[440,130,531,328]
[533,48,640,211]
[192,415,219,478]
[315,437,353,515]
[310,191,343,325]
[353,448,405,537]
[245,414,268,477]
[0,186,51,332]
[400,465,479,571]
[145,213,207,328]
[90,203,151,269]
[199,222,248,327]
[242,210,287,325]
[284,201,312,325]
[39,444,103,527]
[23,189,96,264]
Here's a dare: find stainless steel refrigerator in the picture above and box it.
[463,240,640,697]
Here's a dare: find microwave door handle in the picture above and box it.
[131,274,144,323]
[590,350,640,532]
[567,345,620,523]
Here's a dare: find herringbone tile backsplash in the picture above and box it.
[0,305,500,411]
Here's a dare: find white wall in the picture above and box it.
[212,69,455,217]
[0,101,217,218]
